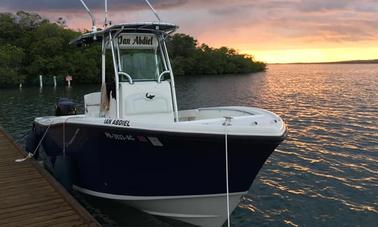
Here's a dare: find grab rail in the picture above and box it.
[118,71,133,84]
[157,70,171,83]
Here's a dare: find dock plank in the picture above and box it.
[0,198,66,217]
[0,205,75,224]
[0,128,100,227]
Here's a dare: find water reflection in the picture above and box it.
[235,64,378,227]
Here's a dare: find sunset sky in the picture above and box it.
[1,0,378,63]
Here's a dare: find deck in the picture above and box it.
[0,128,101,227]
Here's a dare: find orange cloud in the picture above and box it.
[2,0,378,63]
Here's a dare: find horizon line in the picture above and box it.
[266,59,378,65]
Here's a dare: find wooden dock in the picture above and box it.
[0,128,101,227]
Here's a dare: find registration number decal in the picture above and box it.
[104,132,135,141]
[104,132,164,147]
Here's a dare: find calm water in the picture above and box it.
[0,64,377,226]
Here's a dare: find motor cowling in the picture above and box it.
[55,98,77,116]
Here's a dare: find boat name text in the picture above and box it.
[104,119,130,127]
[118,36,153,46]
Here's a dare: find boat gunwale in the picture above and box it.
[33,119,287,142]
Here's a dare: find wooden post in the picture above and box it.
[39,75,43,88]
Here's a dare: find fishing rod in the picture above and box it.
[145,0,161,22]
[79,0,97,33]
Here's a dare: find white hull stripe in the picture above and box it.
[73,185,247,201]
[142,210,220,218]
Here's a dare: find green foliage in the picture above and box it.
[0,44,25,87]
[0,12,265,87]
[167,34,266,76]
[0,11,100,87]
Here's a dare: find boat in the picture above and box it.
[28,1,287,226]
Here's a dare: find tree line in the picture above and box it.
[168,34,266,76]
[0,11,266,88]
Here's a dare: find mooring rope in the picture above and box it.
[15,124,51,163]
[225,132,231,227]
[15,115,82,163]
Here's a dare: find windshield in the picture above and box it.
[119,49,163,81]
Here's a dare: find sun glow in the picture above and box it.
[244,47,378,64]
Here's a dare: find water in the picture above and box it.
[0,64,377,226]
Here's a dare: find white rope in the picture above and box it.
[223,116,232,227]
[15,124,51,163]
[225,132,231,227]
[16,115,82,163]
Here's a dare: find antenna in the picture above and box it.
[79,0,97,33]
[145,0,161,22]
[104,0,109,27]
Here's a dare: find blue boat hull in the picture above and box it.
[34,122,284,197]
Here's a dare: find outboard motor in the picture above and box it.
[55,98,77,116]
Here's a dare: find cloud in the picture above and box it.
[0,0,189,12]
[1,0,377,61]
[204,0,378,43]
[298,0,352,12]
